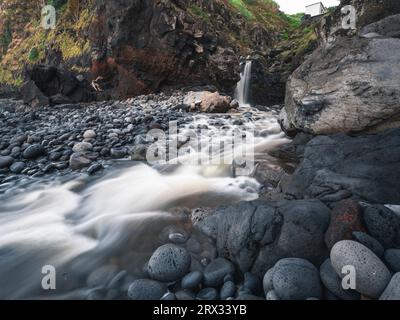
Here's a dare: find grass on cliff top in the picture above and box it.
[0,0,94,86]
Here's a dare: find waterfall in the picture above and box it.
[235,60,252,107]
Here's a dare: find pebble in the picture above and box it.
[384,249,400,272]
[319,259,360,300]
[203,258,235,287]
[9,162,25,174]
[128,279,167,300]
[330,240,391,298]
[197,288,218,300]
[272,258,323,300]
[147,244,191,282]
[352,231,384,258]
[83,130,96,139]
[379,273,400,300]
[181,271,203,290]
[262,268,274,296]
[72,142,93,153]
[266,290,280,300]
[23,144,45,159]
[243,272,262,295]
[220,281,236,300]
[69,153,92,170]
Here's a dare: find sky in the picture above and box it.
[275,0,340,14]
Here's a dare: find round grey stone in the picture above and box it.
[380,273,400,300]
[263,268,274,296]
[352,231,384,258]
[147,244,191,282]
[72,142,93,153]
[0,156,14,169]
[319,259,360,300]
[181,271,203,290]
[83,130,96,139]
[203,258,235,287]
[86,265,119,288]
[266,290,280,300]
[243,272,262,295]
[331,240,391,298]
[220,281,236,300]
[23,144,45,159]
[272,258,323,300]
[128,279,167,300]
[69,153,92,170]
[9,162,25,174]
[197,288,218,300]
[384,249,400,272]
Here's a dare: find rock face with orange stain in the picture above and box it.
[89,0,281,100]
[325,199,366,250]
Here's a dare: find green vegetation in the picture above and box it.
[188,4,211,23]
[0,0,94,86]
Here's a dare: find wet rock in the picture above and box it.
[384,249,400,272]
[272,258,323,300]
[266,290,280,300]
[86,266,118,289]
[72,142,93,153]
[110,147,127,159]
[325,199,366,250]
[211,199,330,278]
[243,272,262,295]
[0,156,14,169]
[330,240,391,298]
[262,268,274,296]
[83,130,96,140]
[23,144,45,159]
[87,163,103,175]
[69,153,92,170]
[282,129,400,204]
[203,258,235,287]
[131,144,148,161]
[9,162,25,174]
[352,232,384,258]
[197,288,218,300]
[127,279,167,300]
[147,244,191,282]
[320,259,360,300]
[379,273,400,300]
[181,271,203,290]
[362,204,400,249]
[220,281,236,300]
[175,290,195,300]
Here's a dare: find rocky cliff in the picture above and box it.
[280,0,400,135]
[0,0,293,102]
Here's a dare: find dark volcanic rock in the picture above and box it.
[127,279,167,300]
[362,204,400,249]
[324,199,365,250]
[23,144,45,159]
[147,244,191,282]
[271,258,323,300]
[282,128,400,205]
[209,199,331,278]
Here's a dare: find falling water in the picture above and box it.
[235,60,253,107]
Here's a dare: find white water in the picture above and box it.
[235,60,253,107]
[0,105,289,299]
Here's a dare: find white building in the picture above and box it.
[305,2,328,17]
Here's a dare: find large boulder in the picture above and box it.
[280,1,400,135]
[281,34,400,135]
[183,91,232,113]
[208,199,331,277]
[282,128,400,205]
